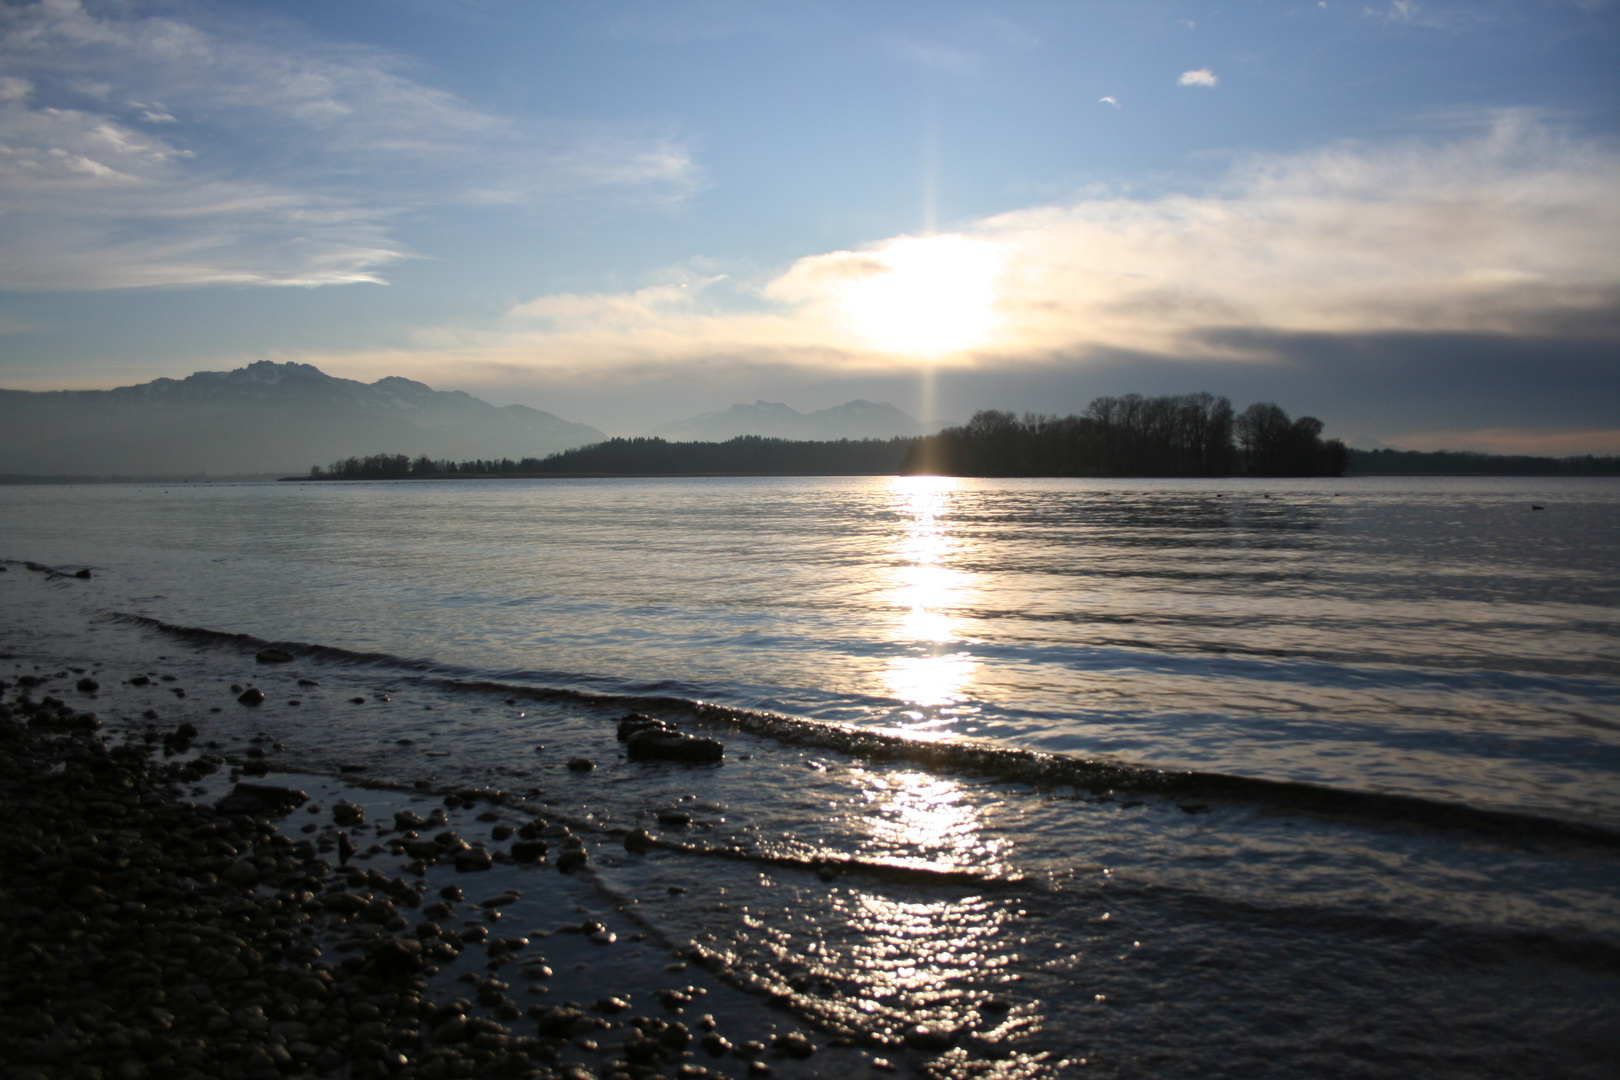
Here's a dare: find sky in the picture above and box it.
[1,0,1617,452]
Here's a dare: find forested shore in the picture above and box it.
[301,393,1619,481]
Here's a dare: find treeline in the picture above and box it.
[307,395,1350,479]
[902,395,1348,477]
[1347,449,1620,475]
[310,437,914,479]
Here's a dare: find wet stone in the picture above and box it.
[511,839,549,863]
[903,1025,958,1053]
[627,731,724,764]
[456,847,494,872]
[237,688,265,705]
[215,783,309,816]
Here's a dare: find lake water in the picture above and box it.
[3,475,1618,1078]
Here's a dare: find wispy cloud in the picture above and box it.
[1178,68,1218,87]
[1099,96,1120,108]
[1368,1,1419,26]
[290,115,1619,395]
[0,0,701,289]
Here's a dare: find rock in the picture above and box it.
[176,721,199,738]
[129,675,150,686]
[223,859,260,887]
[627,731,724,764]
[339,763,367,773]
[255,648,294,663]
[624,829,656,854]
[656,809,692,827]
[510,839,548,863]
[456,847,494,872]
[216,783,309,816]
[556,848,588,873]
[76,676,99,693]
[903,1025,958,1053]
[237,688,265,705]
[74,568,92,579]
[567,757,595,771]
[366,937,425,979]
[617,713,677,741]
[332,801,365,825]
[298,678,319,686]
[534,1006,583,1038]
[432,1013,471,1044]
[773,1032,815,1058]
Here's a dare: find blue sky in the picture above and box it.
[1,0,1617,451]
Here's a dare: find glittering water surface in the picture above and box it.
[3,475,1618,1077]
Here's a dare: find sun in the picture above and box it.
[839,234,1002,357]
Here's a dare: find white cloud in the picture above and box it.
[0,0,701,289]
[1099,96,1119,108]
[1370,1,1419,25]
[1178,68,1218,87]
[298,115,1619,385]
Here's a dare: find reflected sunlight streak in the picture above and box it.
[883,476,978,718]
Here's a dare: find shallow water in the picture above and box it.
[3,475,1618,1077]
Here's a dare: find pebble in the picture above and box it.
[236,687,265,705]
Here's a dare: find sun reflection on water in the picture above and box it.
[884,476,979,723]
[855,768,1008,873]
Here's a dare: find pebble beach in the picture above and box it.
[0,612,913,1080]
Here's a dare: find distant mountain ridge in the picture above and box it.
[0,361,605,477]
[648,399,936,442]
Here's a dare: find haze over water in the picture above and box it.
[4,475,1618,1077]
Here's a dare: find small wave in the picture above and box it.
[111,610,1620,850]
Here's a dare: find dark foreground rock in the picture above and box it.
[626,731,724,764]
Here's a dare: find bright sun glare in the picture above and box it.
[841,235,1001,357]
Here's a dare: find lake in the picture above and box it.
[3,474,1617,1077]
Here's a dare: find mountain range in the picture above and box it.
[647,400,935,442]
[0,362,605,477]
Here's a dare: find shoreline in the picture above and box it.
[0,661,921,1080]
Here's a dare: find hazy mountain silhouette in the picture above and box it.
[647,400,936,442]
[0,361,605,477]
